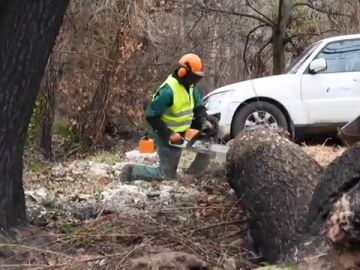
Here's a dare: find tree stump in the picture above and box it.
[226,127,323,262]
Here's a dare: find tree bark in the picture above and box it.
[0,0,69,232]
[271,143,360,269]
[272,0,294,75]
[302,143,360,269]
[227,129,360,268]
[226,127,322,262]
[305,143,360,235]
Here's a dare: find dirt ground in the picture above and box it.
[0,143,344,269]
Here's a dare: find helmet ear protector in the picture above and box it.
[177,62,191,78]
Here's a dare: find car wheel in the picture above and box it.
[232,101,288,137]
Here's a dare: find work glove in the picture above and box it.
[169,132,184,145]
[202,115,219,138]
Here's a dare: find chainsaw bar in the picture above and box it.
[170,139,229,157]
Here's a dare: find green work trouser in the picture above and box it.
[131,132,210,181]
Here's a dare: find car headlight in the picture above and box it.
[203,91,232,111]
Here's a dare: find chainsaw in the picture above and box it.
[169,128,229,157]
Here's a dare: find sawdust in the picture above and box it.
[302,145,345,167]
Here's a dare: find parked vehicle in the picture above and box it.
[203,34,360,140]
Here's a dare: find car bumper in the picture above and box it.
[206,103,239,139]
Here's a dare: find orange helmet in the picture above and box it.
[178,53,204,78]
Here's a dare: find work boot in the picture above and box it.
[120,164,135,183]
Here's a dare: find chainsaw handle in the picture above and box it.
[168,137,187,148]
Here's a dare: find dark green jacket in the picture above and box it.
[145,76,206,142]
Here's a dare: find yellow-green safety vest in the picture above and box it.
[153,75,194,132]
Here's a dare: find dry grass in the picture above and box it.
[5,152,254,269]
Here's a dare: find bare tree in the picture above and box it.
[39,53,64,160]
[202,0,350,75]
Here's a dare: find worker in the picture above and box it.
[120,53,218,182]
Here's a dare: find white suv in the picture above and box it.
[203,34,360,140]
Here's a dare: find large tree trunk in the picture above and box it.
[226,127,322,262]
[300,143,360,269]
[265,143,360,269]
[305,143,360,235]
[272,0,294,75]
[0,0,69,232]
[227,129,360,269]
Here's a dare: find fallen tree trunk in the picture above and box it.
[298,143,360,269]
[227,128,360,269]
[226,128,323,262]
[305,143,360,235]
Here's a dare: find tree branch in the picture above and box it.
[203,6,274,26]
[286,28,340,40]
[242,24,270,74]
[186,7,205,42]
[245,0,275,25]
[293,1,351,17]
[254,40,272,60]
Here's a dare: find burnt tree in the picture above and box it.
[226,127,322,262]
[0,0,69,232]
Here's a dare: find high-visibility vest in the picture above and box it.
[153,75,194,132]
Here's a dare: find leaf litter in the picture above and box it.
[1,144,344,269]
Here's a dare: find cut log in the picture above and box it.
[303,143,360,269]
[306,143,360,234]
[226,127,323,262]
[263,143,360,269]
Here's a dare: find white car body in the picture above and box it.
[203,34,360,139]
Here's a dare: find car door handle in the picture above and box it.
[353,78,360,84]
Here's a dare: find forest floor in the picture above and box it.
[0,140,345,270]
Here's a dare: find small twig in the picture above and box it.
[36,248,144,270]
[0,244,73,259]
[191,220,247,234]
[95,206,105,220]
[216,228,249,241]
[225,197,243,223]
[153,206,225,212]
[52,233,144,239]
[0,264,47,269]
[114,239,152,270]
[175,239,202,259]
[322,138,332,146]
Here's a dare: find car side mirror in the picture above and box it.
[309,58,327,74]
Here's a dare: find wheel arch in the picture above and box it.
[230,97,295,139]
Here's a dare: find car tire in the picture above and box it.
[232,101,288,137]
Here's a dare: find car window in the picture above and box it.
[315,39,360,73]
[286,42,321,74]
